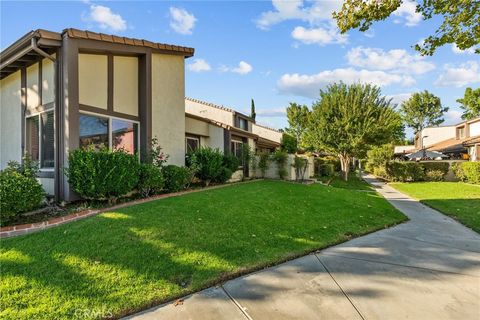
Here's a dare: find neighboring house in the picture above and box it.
[185,97,281,155]
[0,28,194,201]
[393,145,415,158]
[413,117,480,160]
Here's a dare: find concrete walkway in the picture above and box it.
[126,175,480,320]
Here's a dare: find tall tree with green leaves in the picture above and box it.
[400,91,448,133]
[285,103,310,148]
[250,98,256,120]
[457,87,480,120]
[334,0,480,55]
[306,82,403,181]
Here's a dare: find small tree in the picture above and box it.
[292,156,308,182]
[306,82,403,181]
[258,152,270,178]
[400,91,448,133]
[285,103,310,148]
[457,87,480,120]
[280,133,298,154]
[250,98,256,120]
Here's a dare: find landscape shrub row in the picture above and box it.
[186,147,239,186]
[452,162,480,184]
[0,156,45,225]
[386,162,450,182]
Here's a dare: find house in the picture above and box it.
[412,117,480,160]
[0,28,194,201]
[185,97,281,155]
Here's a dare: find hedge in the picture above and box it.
[385,161,454,182]
[452,162,480,184]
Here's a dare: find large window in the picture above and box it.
[79,113,139,154]
[231,139,244,160]
[238,118,248,131]
[185,136,200,153]
[26,111,54,168]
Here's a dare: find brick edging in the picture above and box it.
[0,180,259,239]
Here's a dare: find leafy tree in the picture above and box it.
[400,91,448,133]
[250,98,256,120]
[280,133,298,153]
[306,82,403,181]
[457,87,480,120]
[334,0,480,55]
[285,103,310,148]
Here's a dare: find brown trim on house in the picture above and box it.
[20,68,27,158]
[107,54,114,112]
[25,102,55,116]
[53,47,61,202]
[138,51,152,162]
[38,59,43,105]
[224,129,231,153]
[79,104,140,121]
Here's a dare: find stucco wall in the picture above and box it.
[42,57,55,105]
[185,99,234,126]
[152,54,185,165]
[113,56,138,116]
[252,123,282,143]
[206,125,224,151]
[185,116,209,136]
[470,121,480,137]
[78,53,108,109]
[0,71,22,169]
[26,62,40,111]
[421,126,456,147]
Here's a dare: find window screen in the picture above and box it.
[41,111,54,168]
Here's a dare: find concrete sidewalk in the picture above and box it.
[126,175,480,320]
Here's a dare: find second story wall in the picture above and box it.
[152,53,185,166]
[416,126,456,148]
[186,98,234,126]
[470,120,480,137]
[252,123,282,144]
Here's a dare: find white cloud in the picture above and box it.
[435,61,480,87]
[392,0,422,26]
[86,4,127,31]
[451,44,476,55]
[169,7,196,35]
[187,59,211,72]
[443,109,463,125]
[220,61,253,75]
[256,108,286,117]
[255,0,342,29]
[291,25,347,45]
[278,68,415,98]
[346,47,435,75]
[386,93,413,106]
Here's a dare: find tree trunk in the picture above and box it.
[339,155,350,181]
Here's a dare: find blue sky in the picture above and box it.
[2,0,479,137]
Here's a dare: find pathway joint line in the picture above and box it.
[221,286,254,320]
[314,254,366,320]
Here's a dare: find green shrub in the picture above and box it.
[366,144,393,173]
[453,162,480,184]
[223,153,240,173]
[386,162,425,182]
[187,147,224,186]
[425,170,445,182]
[66,147,139,201]
[258,153,270,177]
[216,167,233,183]
[162,165,192,192]
[373,166,388,179]
[272,150,288,179]
[280,133,297,153]
[421,162,450,176]
[315,157,341,175]
[0,159,44,225]
[137,163,164,198]
[318,164,335,177]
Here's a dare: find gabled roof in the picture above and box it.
[426,137,467,153]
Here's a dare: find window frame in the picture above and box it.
[79,111,140,155]
[185,135,200,153]
[25,110,55,171]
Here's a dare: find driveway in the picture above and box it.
[126,175,480,320]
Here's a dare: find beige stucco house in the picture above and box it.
[0,28,194,201]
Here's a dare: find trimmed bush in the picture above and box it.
[425,170,445,182]
[0,168,44,225]
[216,167,233,183]
[453,162,480,184]
[137,163,164,198]
[66,147,139,201]
[314,157,341,176]
[187,147,224,186]
[258,153,270,177]
[421,162,449,176]
[386,162,425,182]
[318,164,335,177]
[162,165,192,192]
[223,153,240,173]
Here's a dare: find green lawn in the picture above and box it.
[317,173,374,191]
[391,182,480,233]
[1,180,406,319]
